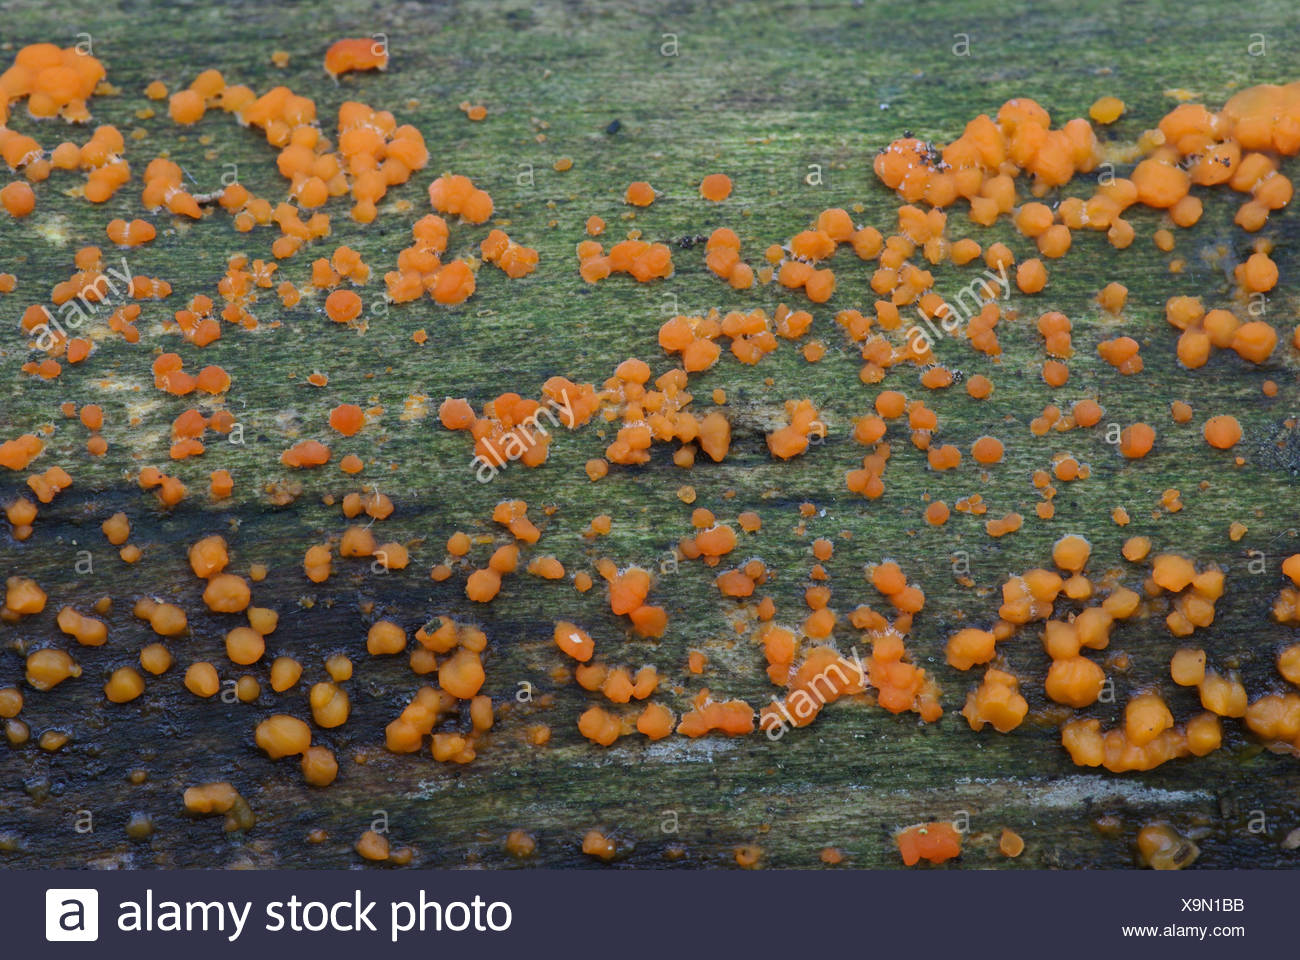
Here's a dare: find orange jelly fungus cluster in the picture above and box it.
[895,822,963,866]
[5,32,1300,871]
[0,43,105,123]
[578,235,674,283]
[323,38,389,80]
